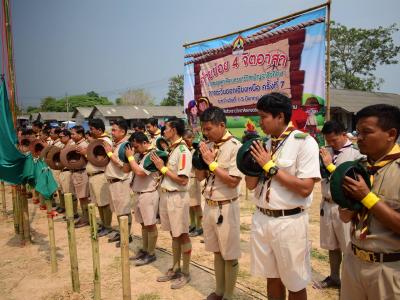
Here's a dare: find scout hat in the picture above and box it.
[236,137,269,177]
[330,160,371,211]
[143,150,168,172]
[156,136,169,151]
[46,146,64,170]
[117,141,131,163]
[192,145,208,170]
[40,145,53,160]
[29,139,48,158]
[60,144,87,170]
[86,139,110,167]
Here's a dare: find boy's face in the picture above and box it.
[201,121,225,142]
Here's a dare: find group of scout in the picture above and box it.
[20,92,400,300]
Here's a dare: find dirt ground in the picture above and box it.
[0,182,339,300]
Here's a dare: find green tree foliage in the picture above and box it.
[37,92,112,112]
[331,22,400,91]
[118,88,154,105]
[160,75,183,106]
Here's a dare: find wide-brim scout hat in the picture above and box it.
[40,145,53,160]
[192,146,209,170]
[236,137,267,177]
[86,139,110,168]
[330,160,371,211]
[156,136,169,151]
[60,144,87,170]
[46,146,64,170]
[118,141,130,163]
[143,150,168,173]
[20,135,34,147]
[29,140,48,158]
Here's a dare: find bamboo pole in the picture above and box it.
[65,193,80,292]
[88,203,101,300]
[16,185,24,242]
[120,216,131,300]
[45,199,57,272]
[1,181,6,215]
[325,0,332,121]
[11,185,19,234]
[21,185,31,242]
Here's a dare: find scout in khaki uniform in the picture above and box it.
[183,129,203,237]
[59,129,79,220]
[40,127,52,145]
[146,117,162,148]
[313,120,364,289]
[70,125,90,228]
[339,104,400,300]
[195,107,243,300]
[79,118,113,237]
[246,93,320,300]
[104,120,133,247]
[50,127,65,213]
[124,132,159,266]
[150,117,192,289]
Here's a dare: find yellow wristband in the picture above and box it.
[326,163,336,173]
[262,161,276,173]
[160,166,169,175]
[127,156,134,162]
[361,192,380,209]
[209,161,218,172]
[107,151,113,158]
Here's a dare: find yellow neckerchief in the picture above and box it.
[150,129,161,138]
[169,137,184,150]
[213,131,233,149]
[270,121,295,160]
[357,144,400,239]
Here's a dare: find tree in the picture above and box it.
[160,75,183,106]
[39,92,112,112]
[118,88,154,106]
[330,22,400,91]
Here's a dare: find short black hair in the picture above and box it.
[321,120,346,135]
[134,121,146,130]
[129,131,149,144]
[200,106,227,125]
[356,104,400,139]
[89,118,105,132]
[32,120,43,129]
[72,125,85,136]
[60,129,71,138]
[146,118,158,127]
[166,117,185,137]
[52,127,61,135]
[23,128,34,136]
[256,93,292,124]
[114,119,128,134]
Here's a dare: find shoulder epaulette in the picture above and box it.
[294,133,309,139]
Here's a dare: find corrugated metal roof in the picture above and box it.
[38,112,74,121]
[331,88,400,113]
[89,105,185,119]
[72,107,93,118]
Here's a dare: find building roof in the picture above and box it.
[37,112,74,121]
[72,107,93,118]
[30,113,39,121]
[331,88,400,113]
[89,105,185,119]
[17,115,30,120]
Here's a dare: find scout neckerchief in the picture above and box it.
[332,140,352,165]
[261,122,296,202]
[138,145,154,164]
[203,131,233,199]
[356,144,400,239]
[150,129,161,138]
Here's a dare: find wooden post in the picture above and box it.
[11,185,19,234]
[120,216,131,300]
[325,0,332,121]
[45,199,57,272]
[21,185,31,242]
[88,203,101,300]
[16,186,25,243]
[1,181,6,215]
[65,193,80,292]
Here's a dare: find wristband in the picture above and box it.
[361,192,380,209]
[127,156,134,162]
[326,163,336,173]
[107,151,113,158]
[160,166,169,175]
[262,161,276,173]
[209,161,218,172]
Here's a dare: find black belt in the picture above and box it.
[107,178,127,184]
[351,243,400,263]
[71,168,86,173]
[61,168,71,172]
[257,206,304,218]
[134,190,157,195]
[88,171,104,177]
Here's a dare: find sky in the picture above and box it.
[9,0,400,108]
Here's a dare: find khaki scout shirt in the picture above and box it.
[352,157,400,253]
[202,133,243,201]
[53,139,64,148]
[321,140,364,199]
[160,138,192,192]
[148,129,161,148]
[132,150,159,192]
[105,137,132,181]
[86,135,112,174]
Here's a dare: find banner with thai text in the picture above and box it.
[184,7,327,139]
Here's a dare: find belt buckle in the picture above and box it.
[265,209,272,217]
[355,248,374,262]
